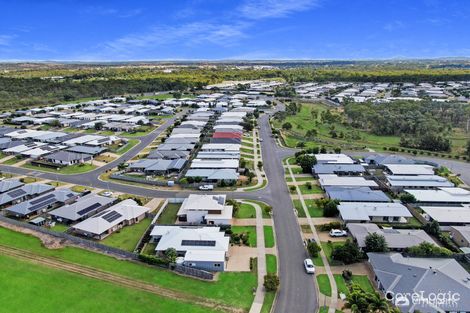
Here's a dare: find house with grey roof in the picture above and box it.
[185,169,239,182]
[449,226,470,248]
[148,150,191,160]
[325,186,390,202]
[4,189,78,218]
[177,194,233,225]
[419,204,470,227]
[364,154,416,166]
[49,193,116,223]
[347,223,436,251]
[66,145,105,156]
[128,158,187,175]
[71,199,150,239]
[43,150,93,166]
[0,183,55,207]
[313,163,366,176]
[367,252,470,312]
[0,179,24,194]
[385,175,454,192]
[405,187,470,205]
[150,225,229,272]
[338,202,412,223]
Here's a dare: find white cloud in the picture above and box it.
[103,22,248,53]
[384,20,405,31]
[239,0,319,19]
[0,35,14,46]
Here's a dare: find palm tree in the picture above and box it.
[343,289,369,313]
[367,292,390,313]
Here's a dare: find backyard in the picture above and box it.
[156,203,182,224]
[101,218,152,252]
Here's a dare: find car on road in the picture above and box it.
[329,229,348,237]
[198,184,214,191]
[304,258,315,274]
[260,138,263,142]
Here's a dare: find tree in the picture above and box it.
[405,242,452,257]
[257,161,263,170]
[364,233,388,252]
[227,199,240,217]
[164,248,177,264]
[424,220,441,236]
[306,129,318,138]
[399,192,416,204]
[296,154,317,173]
[367,292,391,313]
[331,239,362,264]
[323,200,339,217]
[49,119,61,128]
[94,122,104,130]
[307,241,321,258]
[282,122,292,130]
[264,274,280,291]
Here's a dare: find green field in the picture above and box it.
[334,274,375,297]
[266,254,277,274]
[115,139,140,154]
[0,227,257,310]
[102,218,152,252]
[264,226,275,248]
[0,254,219,313]
[231,226,257,247]
[316,274,332,296]
[156,203,181,224]
[236,202,256,218]
[22,163,97,174]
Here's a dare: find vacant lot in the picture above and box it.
[0,227,257,310]
[0,254,219,313]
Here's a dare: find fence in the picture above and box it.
[110,173,206,189]
[0,215,215,280]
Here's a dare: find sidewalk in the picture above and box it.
[237,128,266,191]
[285,158,338,313]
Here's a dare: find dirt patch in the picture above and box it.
[0,221,67,249]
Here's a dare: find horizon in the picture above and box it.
[1,0,469,61]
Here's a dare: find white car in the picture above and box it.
[329,229,348,237]
[198,185,214,191]
[102,191,113,197]
[304,259,315,274]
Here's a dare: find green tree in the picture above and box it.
[364,233,389,252]
[331,239,362,264]
[323,200,339,217]
[282,122,292,130]
[264,274,280,291]
[307,241,321,258]
[399,192,416,204]
[164,248,177,264]
[405,242,452,257]
[296,154,317,173]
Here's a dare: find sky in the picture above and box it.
[0,0,469,61]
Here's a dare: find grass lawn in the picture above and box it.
[266,254,277,274]
[121,126,156,138]
[20,176,40,184]
[244,200,272,218]
[312,254,324,266]
[236,202,256,218]
[305,200,323,217]
[231,226,257,247]
[71,185,93,193]
[157,203,182,224]
[102,218,152,252]
[22,163,97,174]
[261,291,276,313]
[298,184,323,195]
[240,147,254,154]
[321,241,346,265]
[334,274,375,297]
[242,141,254,148]
[264,226,275,248]
[47,181,67,187]
[0,254,218,313]
[50,222,69,232]
[142,242,157,255]
[293,200,306,217]
[316,274,332,297]
[116,139,140,155]
[301,224,313,233]
[2,157,22,165]
[0,227,257,311]
[290,167,303,175]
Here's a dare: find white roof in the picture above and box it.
[318,174,378,188]
[339,202,412,221]
[201,143,241,152]
[63,135,104,146]
[420,205,470,224]
[178,194,233,221]
[405,188,470,203]
[151,226,229,252]
[184,250,225,262]
[386,175,454,188]
[72,199,149,235]
[190,159,239,169]
[384,164,435,175]
[315,154,354,164]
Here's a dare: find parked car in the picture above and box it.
[303,237,316,246]
[102,191,113,197]
[304,258,315,274]
[329,229,348,237]
[199,184,214,191]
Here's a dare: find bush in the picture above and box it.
[138,254,169,266]
[331,240,362,264]
[323,200,339,217]
[405,242,453,257]
[319,221,343,232]
[307,241,321,258]
[400,192,416,204]
[364,233,388,252]
[305,182,312,190]
[264,274,280,292]
[342,269,352,282]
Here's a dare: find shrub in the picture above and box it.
[364,233,389,252]
[319,221,343,232]
[331,240,362,264]
[342,269,353,282]
[307,241,321,258]
[264,274,280,292]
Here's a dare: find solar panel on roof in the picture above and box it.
[28,198,56,212]
[102,211,122,223]
[93,210,109,218]
[66,193,75,198]
[7,189,27,198]
[77,202,102,216]
[181,240,216,247]
[30,193,55,205]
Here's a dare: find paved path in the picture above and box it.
[242,200,267,313]
[237,128,266,191]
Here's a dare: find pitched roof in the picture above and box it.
[0,183,55,206]
[325,186,390,202]
[5,189,78,216]
[49,193,115,221]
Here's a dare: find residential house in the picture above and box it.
[177,194,233,225]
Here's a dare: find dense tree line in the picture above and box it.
[344,100,470,152]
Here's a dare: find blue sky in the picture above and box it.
[0,0,469,61]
